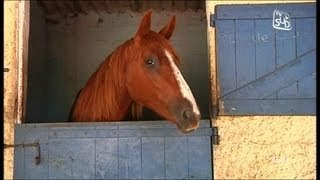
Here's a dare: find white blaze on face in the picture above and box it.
[164,49,200,115]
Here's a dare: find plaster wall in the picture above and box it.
[4,1,18,179]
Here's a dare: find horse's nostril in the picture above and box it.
[182,110,192,120]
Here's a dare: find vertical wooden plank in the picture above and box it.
[276,19,296,68]
[296,18,316,57]
[141,137,165,179]
[48,139,95,179]
[216,20,236,96]
[235,20,256,88]
[278,82,298,98]
[188,136,212,179]
[119,138,142,179]
[165,137,188,179]
[13,126,26,179]
[255,19,276,79]
[296,18,316,98]
[281,18,315,100]
[96,138,119,179]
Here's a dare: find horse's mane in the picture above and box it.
[69,38,143,121]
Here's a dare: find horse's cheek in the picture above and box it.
[125,67,144,98]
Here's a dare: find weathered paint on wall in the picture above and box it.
[214,116,316,179]
[4,1,18,179]
[206,0,316,179]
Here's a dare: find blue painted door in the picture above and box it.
[215,3,316,115]
[13,120,213,179]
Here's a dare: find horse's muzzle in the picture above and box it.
[168,98,200,134]
[177,109,200,133]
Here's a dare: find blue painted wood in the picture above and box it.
[298,74,316,98]
[215,3,316,19]
[24,128,49,180]
[266,93,277,99]
[13,120,213,179]
[48,127,212,139]
[165,137,189,179]
[235,20,256,88]
[216,3,316,115]
[276,19,296,68]
[119,138,142,179]
[141,137,165,179]
[255,19,276,79]
[277,82,298,99]
[188,136,212,179]
[223,50,315,100]
[48,139,96,179]
[296,18,316,59]
[13,126,26,179]
[220,99,316,115]
[216,20,236,96]
[96,138,119,179]
[13,127,49,179]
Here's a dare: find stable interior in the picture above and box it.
[26,0,210,123]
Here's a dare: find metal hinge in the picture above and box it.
[4,141,41,165]
[212,127,220,145]
[210,14,216,28]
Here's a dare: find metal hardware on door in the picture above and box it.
[4,141,41,165]
[210,14,216,27]
[212,127,220,145]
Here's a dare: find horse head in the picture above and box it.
[126,10,201,133]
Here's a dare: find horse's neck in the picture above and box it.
[72,52,132,121]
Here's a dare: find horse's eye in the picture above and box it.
[145,59,155,65]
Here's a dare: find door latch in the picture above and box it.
[4,141,41,165]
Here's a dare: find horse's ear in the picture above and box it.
[135,9,153,37]
[158,15,176,39]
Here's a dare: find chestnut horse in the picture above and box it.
[69,9,200,133]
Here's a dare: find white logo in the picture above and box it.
[273,10,292,31]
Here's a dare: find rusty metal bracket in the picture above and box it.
[4,68,10,72]
[212,127,220,145]
[4,141,41,165]
[210,14,216,27]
